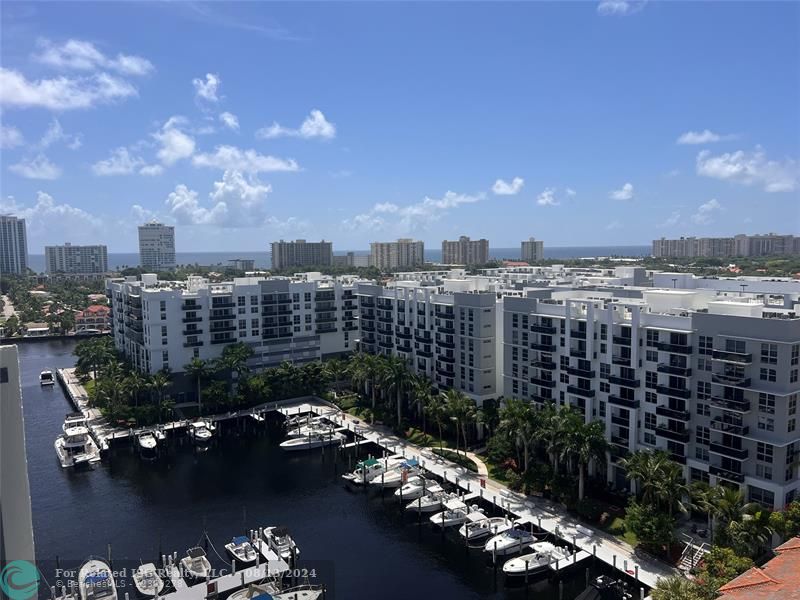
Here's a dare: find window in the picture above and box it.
[791,370,798,384]
[645,372,657,389]
[696,402,710,416]
[696,426,710,446]
[761,343,778,364]
[726,339,746,354]
[646,350,658,363]
[790,395,798,415]
[645,413,656,430]
[600,363,610,377]
[756,442,773,463]
[691,468,710,484]
[695,447,709,461]
[599,401,606,417]
[0,367,7,383]
[646,330,659,347]
[697,381,711,400]
[792,344,799,366]
[758,416,775,432]
[760,368,777,382]
[698,358,711,372]
[644,432,656,445]
[600,381,610,393]
[789,419,796,433]
[698,335,713,356]
[645,391,657,404]
[759,393,775,414]
[748,486,774,509]
[756,464,773,481]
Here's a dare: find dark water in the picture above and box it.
[20,340,616,600]
[25,246,651,272]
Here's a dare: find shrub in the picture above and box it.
[576,498,605,522]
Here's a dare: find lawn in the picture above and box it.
[432,448,478,472]
[604,516,639,547]
[403,427,447,448]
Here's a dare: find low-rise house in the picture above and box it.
[717,536,800,599]
[75,305,111,332]
[24,322,50,337]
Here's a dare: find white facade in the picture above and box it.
[370,239,425,270]
[441,236,489,265]
[271,240,333,270]
[521,237,544,262]
[45,243,108,274]
[138,221,176,271]
[0,215,28,275]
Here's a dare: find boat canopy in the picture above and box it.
[187,547,206,558]
[443,498,467,510]
[271,526,290,538]
[402,458,419,468]
[232,535,249,545]
[252,594,274,600]
[465,511,488,523]
[358,457,380,468]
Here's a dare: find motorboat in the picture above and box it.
[458,515,513,542]
[137,432,158,455]
[285,418,328,438]
[405,490,455,513]
[55,413,101,468]
[132,563,163,597]
[224,535,258,565]
[370,458,420,489]
[394,476,442,500]
[429,498,482,528]
[342,455,405,486]
[574,575,635,600]
[279,431,345,451]
[188,421,214,444]
[180,547,211,582]
[484,524,538,556]
[228,581,324,600]
[40,369,55,385]
[264,526,300,562]
[502,541,571,576]
[78,558,117,600]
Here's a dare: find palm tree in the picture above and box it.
[444,389,477,457]
[410,374,433,432]
[620,449,674,505]
[567,420,609,501]
[711,486,761,548]
[150,371,171,421]
[124,371,147,408]
[363,354,382,409]
[217,342,253,392]
[655,460,691,517]
[379,355,410,427]
[651,575,701,600]
[184,357,214,412]
[727,509,774,558]
[498,398,539,473]
[426,393,448,451]
[324,358,347,396]
[347,354,368,399]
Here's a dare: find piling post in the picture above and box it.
[613,555,616,570]
[635,565,639,582]
[639,588,644,600]
[50,586,56,600]
[525,560,529,586]
[108,543,112,568]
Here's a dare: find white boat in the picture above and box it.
[484,524,538,556]
[279,431,345,451]
[342,455,405,486]
[224,535,258,565]
[228,581,324,600]
[78,558,117,600]
[264,526,300,562]
[40,369,55,385]
[370,458,420,488]
[405,490,455,513]
[137,432,158,454]
[430,498,482,528]
[132,563,163,597]
[188,421,214,444]
[55,413,101,468]
[502,541,571,576]
[458,515,513,542]
[285,418,327,438]
[180,547,211,582]
[394,476,442,500]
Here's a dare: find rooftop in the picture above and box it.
[718,536,800,600]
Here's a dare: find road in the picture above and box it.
[1,294,15,319]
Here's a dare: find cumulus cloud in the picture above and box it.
[256,109,336,140]
[565,188,577,197]
[91,147,144,176]
[139,164,164,176]
[344,190,483,232]
[38,118,82,150]
[492,177,524,196]
[193,73,220,102]
[153,116,195,165]
[0,67,137,110]
[0,125,24,149]
[597,1,646,16]
[219,111,239,131]
[192,145,299,174]
[696,147,797,192]
[609,182,635,200]
[536,188,559,206]
[676,129,735,145]
[34,38,153,76]
[8,154,62,180]
[0,192,103,245]
[658,211,681,228]
[691,199,722,225]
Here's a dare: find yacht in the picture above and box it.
[405,490,455,513]
[137,432,158,456]
[279,431,345,451]
[55,413,101,468]
[394,476,442,500]
[342,455,405,486]
[370,458,419,488]
[502,541,571,576]
[285,417,327,437]
[264,526,300,562]
[484,524,538,556]
[180,547,211,582]
[575,575,635,600]
[40,369,55,385]
[188,421,214,444]
[429,498,481,528]
[78,558,117,600]
[228,581,324,600]
[224,535,258,565]
[458,515,513,542]
[132,563,163,597]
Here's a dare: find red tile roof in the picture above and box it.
[718,536,800,599]
[83,305,110,314]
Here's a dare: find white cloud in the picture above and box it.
[691,198,722,225]
[492,177,524,196]
[536,188,559,206]
[609,182,635,200]
[344,190,483,232]
[192,145,299,174]
[34,38,154,76]
[219,111,239,131]
[676,129,735,145]
[696,147,797,192]
[153,116,195,165]
[0,125,24,149]
[605,220,623,230]
[139,164,164,176]
[597,1,646,16]
[565,188,577,197]
[193,73,220,102]
[658,211,681,228]
[38,118,81,150]
[256,109,336,140]
[9,154,61,180]
[0,67,138,110]
[0,192,102,244]
[91,147,144,176]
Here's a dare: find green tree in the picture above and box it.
[324,358,347,396]
[694,546,753,598]
[184,357,215,412]
[770,499,800,541]
[565,419,608,501]
[444,389,477,456]
[217,342,254,392]
[624,500,675,551]
[651,575,703,600]
[410,373,433,432]
[379,355,410,427]
[425,393,448,451]
[149,371,172,422]
[497,398,539,473]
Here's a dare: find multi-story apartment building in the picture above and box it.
[369,239,425,271]
[45,243,108,274]
[75,305,111,332]
[356,282,500,405]
[229,258,256,271]
[270,240,333,270]
[521,237,544,262]
[0,215,28,275]
[503,286,800,510]
[441,236,489,265]
[333,252,370,268]
[138,221,176,271]
[108,273,360,398]
[653,234,800,258]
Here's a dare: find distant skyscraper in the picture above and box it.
[441,236,489,265]
[229,258,256,271]
[653,234,800,258]
[138,221,176,271]
[521,237,544,262]
[45,243,109,274]
[0,215,29,275]
[369,239,425,270]
[271,240,333,270]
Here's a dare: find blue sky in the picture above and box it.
[1,1,798,253]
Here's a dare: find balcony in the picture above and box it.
[531,324,557,334]
[437,338,455,349]
[415,333,433,343]
[655,425,690,443]
[181,302,201,311]
[397,344,413,353]
[361,324,375,332]
[567,365,595,378]
[712,349,753,364]
[314,304,336,312]
[569,348,586,359]
[209,325,236,333]
[709,465,744,483]
[209,313,234,321]
[183,341,203,348]
[608,395,639,409]
[656,405,690,420]
[533,360,557,370]
[610,445,630,460]
[342,325,359,332]
[396,330,412,339]
[611,435,629,447]
[657,364,692,377]
[182,329,203,336]
[316,316,337,324]
[656,342,693,355]
[378,315,393,324]
[570,330,587,339]
[712,373,751,388]
[436,367,455,378]
[611,415,629,427]
[417,349,433,358]
[378,339,394,349]
[437,354,456,364]
[182,316,202,324]
[608,374,640,388]
[262,296,291,305]
[531,376,556,388]
[709,442,748,460]
[612,355,631,366]
[656,384,691,399]
[437,325,456,335]
[710,419,749,436]
[709,397,751,413]
[210,301,236,309]
[670,453,688,465]
[567,385,595,398]
[210,336,235,345]
[435,309,454,320]
[531,342,557,352]
[612,335,632,346]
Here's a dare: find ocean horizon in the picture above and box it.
[26,244,651,273]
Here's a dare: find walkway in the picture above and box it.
[1,294,15,319]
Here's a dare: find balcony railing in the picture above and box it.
[612,335,632,346]
[712,373,751,388]
[657,364,692,377]
[531,377,557,389]
[656,405,690,420]
[611,355,631,366]
[531,343,557,352]
[656,342,693,354]
[183,341,203,348]
[712,349,753,364]
[210,336,235,345]
[209,313,234,321]
[210,301,236,309]
[611,435,629,447]
[209,325,236,333]
[710,419,749,436]
[533,360,556,370]
[567,366,595,378]
[531,324,556,334]
[709,396,751,413]
[709,465,744,483]
[607,374,641,388]
[611,415,629,427]
[567,385,595,398]
[655,425,690,443]
[708,442,748,460]
[182,316,202,324]
[570,330,587,339]
[569,348,586,359]
[181,302,201,311]
[608,395,639,409]
[656,384,691,399]
[182,329,203,336]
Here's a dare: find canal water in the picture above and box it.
[20,340,616,600]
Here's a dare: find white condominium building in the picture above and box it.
[521,237,544,262]
[441,236,489,265]
[370,239,425,270]
[271,240,333,270]
[503,285,800,510]
[653,233,800,258]
[45,243,108,274]
[138,221,176,271]
[0,215,28,275]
